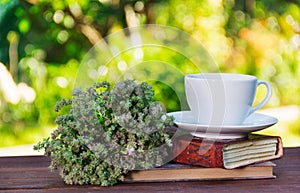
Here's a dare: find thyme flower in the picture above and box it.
[34,80,174,186]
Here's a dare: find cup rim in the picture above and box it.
[185,73,257,81]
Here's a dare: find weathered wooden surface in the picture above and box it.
[0,148,299,193]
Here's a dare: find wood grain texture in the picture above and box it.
[0,148,300,193]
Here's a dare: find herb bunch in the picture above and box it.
[34,80,174,186]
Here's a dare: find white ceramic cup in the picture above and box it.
[185,73,272,125]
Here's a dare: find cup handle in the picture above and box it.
[249,80,272,115]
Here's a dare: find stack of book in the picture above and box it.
[125,134,283,182]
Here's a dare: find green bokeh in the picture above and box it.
[0,0,300,148]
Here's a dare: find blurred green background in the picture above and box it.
[0,0,299,149]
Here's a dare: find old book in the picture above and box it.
[173,134,283,169]
[124,161,276,182]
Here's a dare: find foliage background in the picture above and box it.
[0,0,300,148]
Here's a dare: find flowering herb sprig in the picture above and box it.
[34,80,174,186]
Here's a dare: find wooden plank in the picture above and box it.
[0,148,299,193]
[0,156,50,169]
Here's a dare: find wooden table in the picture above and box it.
[0,147,299,193]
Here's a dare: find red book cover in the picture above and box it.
[173,134,283,169]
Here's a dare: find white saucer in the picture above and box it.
[167,111,278,139]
